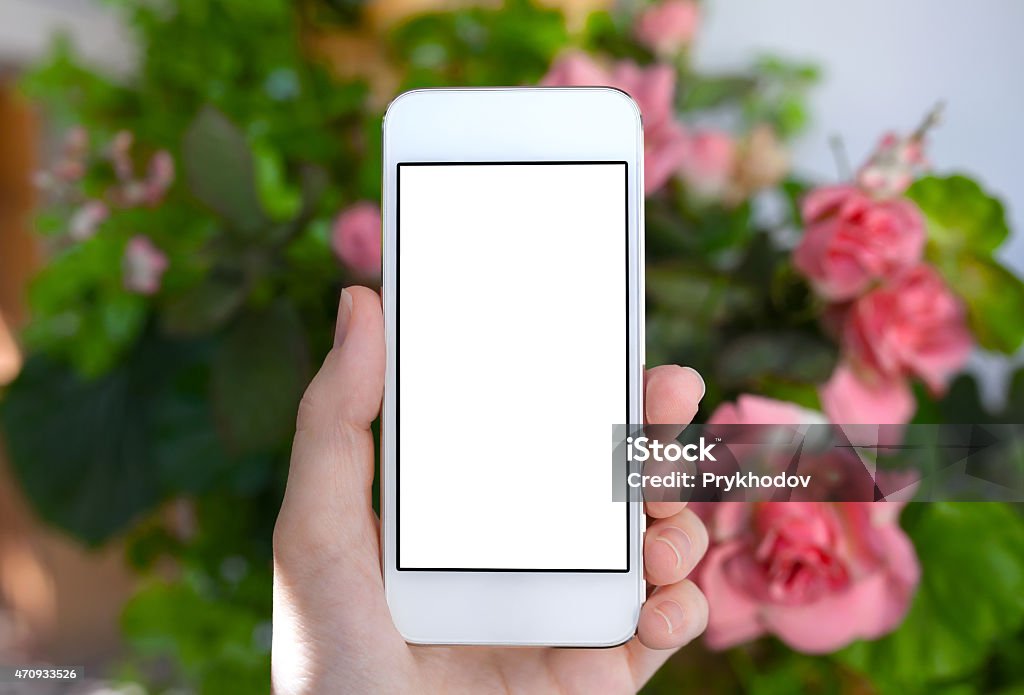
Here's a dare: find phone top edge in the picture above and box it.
[383,86,642,131]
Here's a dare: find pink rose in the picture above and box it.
[793,185,926,301]
[634,0,700,56]
[843,264,972,394]
[699,396,920,652]
[123,235,169,295]
[699,500,920,653]
[678,129,736,200]
[542,53,688,193]
[820,361,915,426]
[332,202,382,276]
[707,393,821,428]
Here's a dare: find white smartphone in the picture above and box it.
[381,87,645,646]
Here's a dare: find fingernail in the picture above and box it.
[656,526,692,570]
[681,366,706,401]
[654,600,685,634]
[334,288,353,347]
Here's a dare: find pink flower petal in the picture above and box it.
[820,362,916,426]
[700,542,766,650]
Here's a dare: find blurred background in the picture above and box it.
[0,1,1022,693]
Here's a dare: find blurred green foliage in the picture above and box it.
[391,0,568,88]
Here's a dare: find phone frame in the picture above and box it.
[381,87,645,646]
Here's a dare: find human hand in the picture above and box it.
[273,287,710,694]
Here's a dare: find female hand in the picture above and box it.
[273,286,710,694]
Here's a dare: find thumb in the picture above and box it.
[275,285,385,576]
[273,287,401,692]
[298,285,385,438]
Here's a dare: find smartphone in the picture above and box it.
[381,88,644,646]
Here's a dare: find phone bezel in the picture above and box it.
[381,87,645,646]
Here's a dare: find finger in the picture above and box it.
[627,580,709,677]
[297,285,385,437]
[643,365,705,519]
[275,286,386,574]
[643,507,709,587]
[644,365,705,426]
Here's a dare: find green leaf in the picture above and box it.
[776,96,809,138]
[210,300,310,454]
[22,233,149,378]
[645,313,703,370]
[161,272,250,337]
[755,379,822,411]
[839,503,1024,692]
[0,336,223,544]
[935,373,992,424]
[910,175,1024,353]
[1004,368,1024,422]
[252,143,303,222]
[182,106,269,236]
[715,331,837,388]
[743,54,820,138]
[679,75,757,112]
[908,175,1010,254]
[646,264,758,324]
[930,252,1024,354]
[693,202,754,255]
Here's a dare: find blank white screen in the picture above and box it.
[398,163,627,570]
